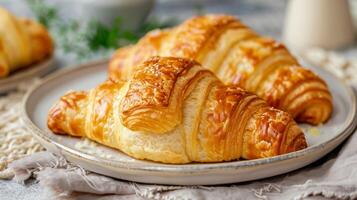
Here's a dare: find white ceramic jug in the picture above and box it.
[283,0,355,51]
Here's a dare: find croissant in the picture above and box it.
[48,56,307,164]
[109,15,333,125]
[0,7,53,77]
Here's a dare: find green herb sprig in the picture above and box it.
[26,0,176,61]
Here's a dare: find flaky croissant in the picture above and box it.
[109,15,333,125]
[48,56,307,164]
[0,7,53,77]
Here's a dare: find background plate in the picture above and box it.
[22,59,357,185]
[0,57,55,93]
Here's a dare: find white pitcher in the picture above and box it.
[283,0,355,51]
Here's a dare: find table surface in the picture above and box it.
[0,0,355,199]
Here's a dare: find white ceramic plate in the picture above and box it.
[0,57,55,93]
[22,59,357,185]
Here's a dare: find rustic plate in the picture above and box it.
[0,57,55,93]
[21,59,357,185]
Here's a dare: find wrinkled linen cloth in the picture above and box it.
[3,128,357,200]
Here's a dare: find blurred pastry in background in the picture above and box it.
[0,7,53,78]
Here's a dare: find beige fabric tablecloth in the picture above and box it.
[4,122,357,200]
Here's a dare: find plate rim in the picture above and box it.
[0,56,55,92]
[21,58,357,174]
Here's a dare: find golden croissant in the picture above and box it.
[48,56,307,164]
[0,7,53,77]
[109,15,333,125]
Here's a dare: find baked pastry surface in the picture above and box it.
[109,15,333,125]
[48,56,307,164]
[0,7,53,77]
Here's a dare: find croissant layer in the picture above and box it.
[0,7,53,77]
[48,56,307,164]
[109,15,333,125]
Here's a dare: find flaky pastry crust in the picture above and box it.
[109,15,332,125]
[49,56,307,163]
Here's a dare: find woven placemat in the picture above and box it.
[0,78,44,179]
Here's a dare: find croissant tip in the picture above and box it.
[282,123,308,154]
[47,101,66,134]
